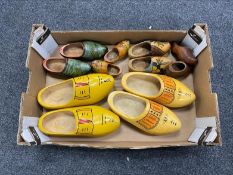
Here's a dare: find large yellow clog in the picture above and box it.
[121,72,195,108]
[108,91,181,135]
[38,74,114,109]
[38,106,120,137]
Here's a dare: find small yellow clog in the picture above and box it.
[38,106,120,137]
[108,91,181,135]
[121,72,195,108]
[38,74,114,109]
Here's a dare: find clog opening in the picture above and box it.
[46,59,66,73]
[41,80,73,106]
[126,74,161,97]
[62,43,84,57]
[132,42,151,56]
[106,48,119,62]
[172,62,185,71]
[108,64,120,75]
[113,93,146,118]
[131,57,151,71]
[42,111,76,134]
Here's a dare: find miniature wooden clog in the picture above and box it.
[104,40,130,63]
[91,60,122,77]
[171,43,197,65]
[38,106,120,137]
[128,56,173,74]
[128,41,171,58]
[121,72,195,108]
[43,58,91,77]
[164,61,190,78]
[108,91,181,135]
[37,74,114,109]
[60,41,108,60]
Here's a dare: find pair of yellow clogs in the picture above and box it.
[37,74,120,137]
[107,72,196,135]
[37,72,195,136]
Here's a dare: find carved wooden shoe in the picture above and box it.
[108,91,181,135]
[60,41,108,60]
[128,41,171,58]
[121,72,196,108]
[171,43,197,65]
[128,56,173,74]
[38,106,120,137]
[104,40,130,63]
[164,61,190,78]
[38,74,114,109]
[43,58,91,77]
[91,60,122,77]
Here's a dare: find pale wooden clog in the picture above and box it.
[128,41,171,58]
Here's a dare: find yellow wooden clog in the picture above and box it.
[121,72,195,108]
[38,106,120,137]
[38,74,114,109]
[108,91,181,135]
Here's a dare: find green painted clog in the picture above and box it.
[43,58,91,77]
[60,41,108,60]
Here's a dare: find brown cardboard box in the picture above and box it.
[17,24,221,148]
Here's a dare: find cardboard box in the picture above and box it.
[17,24,221,148]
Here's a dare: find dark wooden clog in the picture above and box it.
[165,61,190,78]
[171,43,197,65]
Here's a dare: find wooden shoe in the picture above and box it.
[43,58,91,77]
[108,91,181,135]
[104,40,130,63]
[171,43,197,65]
[128,41,171,58]
[38,106,120,137]
[128,56,172,74]
[38,74,114,109]
[91,60,122,77]
[164,61,190,78]
[60,41,108,60]
[121,72,195,108]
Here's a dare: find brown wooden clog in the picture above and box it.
[43,57,91,77]
[128,41,171,58]
[104,40,130,63]
[165,61,190,78]
[91,60,122,77]
[128,56,173,74]
[171,42,197,65]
